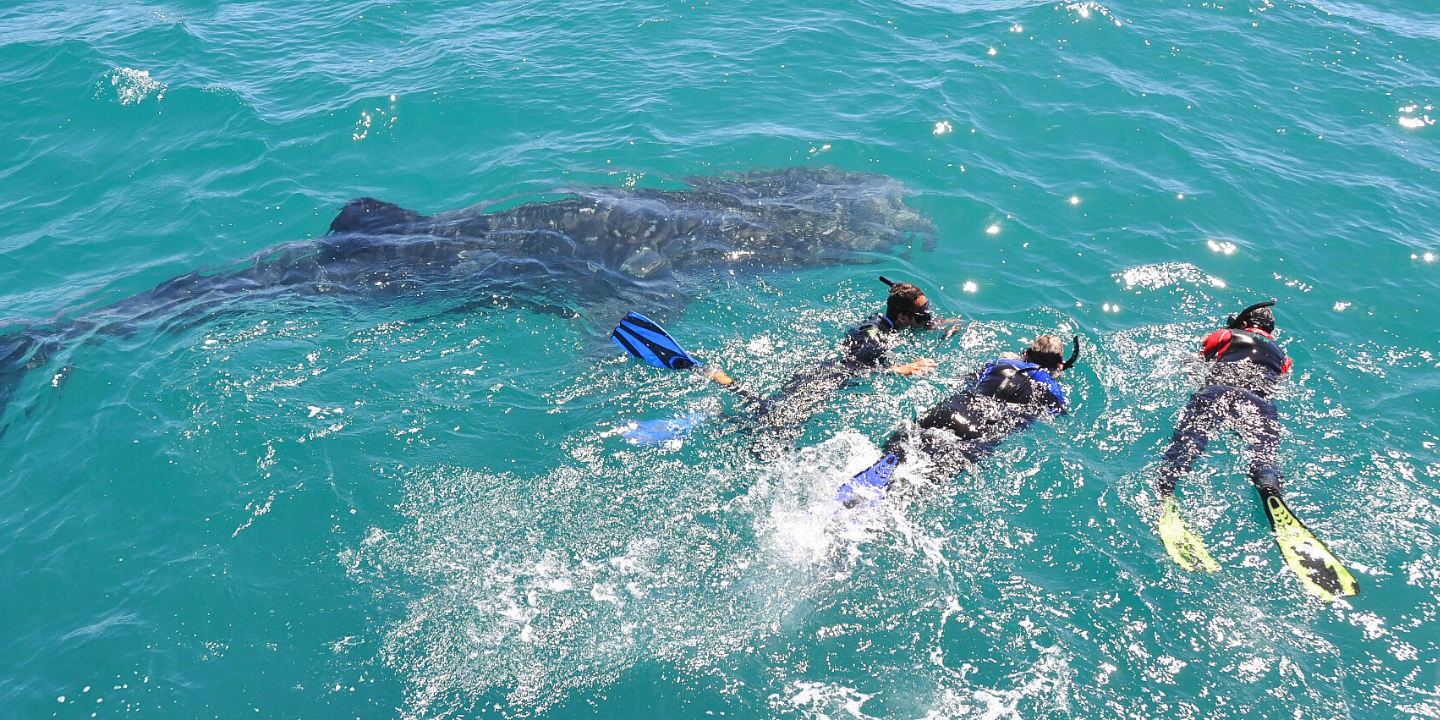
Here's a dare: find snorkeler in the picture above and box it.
[1153,300,1358,602]
[714,277,960,453]
[609,277,956,449]
[835,334,1078,504]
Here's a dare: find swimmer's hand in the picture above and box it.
[891,358,937,376]
[933,316,964,340]
[704,367,734,386]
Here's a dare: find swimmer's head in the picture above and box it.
[880,276,933,329]
[1241,306,1276,333]
[1023,335,1067,371]
[1228,300,1277,333]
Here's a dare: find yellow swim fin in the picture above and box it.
[1262,494,1359,602]
[1158,496,1220,573]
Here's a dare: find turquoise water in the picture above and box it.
[3,0,1439,716]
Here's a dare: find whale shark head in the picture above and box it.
[414,167,936,280]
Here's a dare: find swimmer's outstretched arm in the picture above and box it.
[703,367,735,386]
[894,315,966,371]
[890,358,937,376]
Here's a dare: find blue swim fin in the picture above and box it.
[611,312,704,370]
[617,411,714,446]
[836,454,899,508]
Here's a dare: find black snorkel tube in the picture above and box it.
[1227,299,1276,330]
[1060,335,1081,371]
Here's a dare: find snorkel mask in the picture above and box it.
[910,300,934,328]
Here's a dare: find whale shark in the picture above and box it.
[0,166,935,425]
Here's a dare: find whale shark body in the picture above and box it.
[0,167,934,424]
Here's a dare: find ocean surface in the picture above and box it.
[2,1,1439,717]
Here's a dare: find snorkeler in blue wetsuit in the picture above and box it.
[836,334,1076,505]
[886,338,1068,464]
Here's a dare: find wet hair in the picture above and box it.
[1023,334,1066,370]
[1239,306,1275,333]
[885,282,925,321]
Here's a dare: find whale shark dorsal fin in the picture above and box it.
[328,198,429,235]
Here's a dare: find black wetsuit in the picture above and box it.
[1158,326,1293,498]
[742,313,902,452]
[882,358,1067,479]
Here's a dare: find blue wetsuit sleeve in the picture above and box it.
[972,362,995,389]
[1045,382,1068,416]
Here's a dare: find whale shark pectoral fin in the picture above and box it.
[1,329,58,372]
[0,328,63,424]
[328,198,430,235]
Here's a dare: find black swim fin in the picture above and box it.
[611,312,704,370]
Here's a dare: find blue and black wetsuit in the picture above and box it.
[1158,326,1293,498]
[743,314,901,451]
[881,358,1067,477]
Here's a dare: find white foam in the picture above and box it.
[100,67,165,105]
[1117,262,1226,291]
[347,456,865,716]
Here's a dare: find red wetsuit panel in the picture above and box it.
[1201,329,1233,360]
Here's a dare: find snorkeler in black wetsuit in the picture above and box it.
[1157,301,1292,500]
[703,277,958,453]
[1152,300,1358,601]
[836,334,1076,505]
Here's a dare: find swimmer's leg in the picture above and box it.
[1231,391,1358,600]
[1157,386,1228,497]
[1155,386,1229,572]
[1234,389,1285,495]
